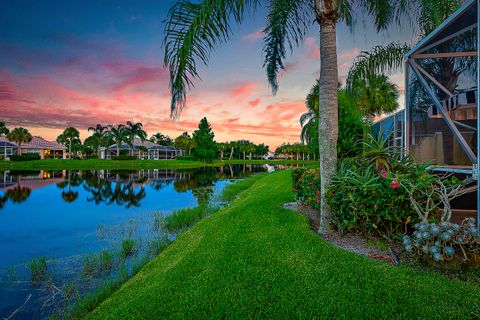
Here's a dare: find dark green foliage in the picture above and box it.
[292,168,321,209]
[192,117,217,162]
[175,155,197,161]
[28,256,48,283]
[111,155,137,160]
[337,90,365,158]
[10,153,41,161]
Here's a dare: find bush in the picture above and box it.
[292,168,321,209]
[404,218,480,264]
[121,239,136,259]
[10,153,41,161]
[111,155,136,160]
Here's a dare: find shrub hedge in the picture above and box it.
[291,168,321,209]
[10,153,41,161]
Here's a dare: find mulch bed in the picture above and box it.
[283,202,399,264]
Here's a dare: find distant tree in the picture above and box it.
[192,117,217,162]
[175,132,195,155]
[0,121,9,136]
[88,124,109,157]
[108,124,127,156]
[217,142,228,160]
[228,141,236,160]
[150,132,174,146]
[125,121,147,155]
[57,127,80,159]
[245,143,256,160]
[7,127,32,155]
[256,143,269,158]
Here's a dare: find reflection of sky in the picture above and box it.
[0,1,417,149]
[0,180,228,270]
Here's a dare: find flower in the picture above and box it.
[329,192,334,198]
[371,190,377,194]
[316,199,321,203]
[391,179,400,189]
[381,171,387,178]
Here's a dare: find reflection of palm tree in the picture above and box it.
[6,186,31,203]
[61,190,78,203]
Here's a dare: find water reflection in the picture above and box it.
[0,164,277,209]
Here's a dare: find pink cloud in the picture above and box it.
[229,82,256,98]
[249,99,261,107]
[242,29,264,41]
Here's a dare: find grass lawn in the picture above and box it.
[0,159,315,171]
[86,170,480,319]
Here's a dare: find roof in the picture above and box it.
[104,137,182,151]
[0,136,66,150]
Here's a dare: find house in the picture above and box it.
[0,136,66,159]
[100,138,184,160]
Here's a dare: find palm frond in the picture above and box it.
[263,0,312,94]
[346,43,411,94]
[163,0,259,118]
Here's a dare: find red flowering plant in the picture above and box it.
[291,168,321,209]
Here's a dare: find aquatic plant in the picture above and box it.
[121,239,136,259]
[28,256,48,283]
[164,205,207,232]
[83,250,114,276]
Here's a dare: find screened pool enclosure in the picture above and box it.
[374,0,479,232]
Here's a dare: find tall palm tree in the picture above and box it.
[108,124,127,156]
[88,124,109,157]
[163,0,406,233]
[300,81,319,144]
[125,121,147,156]
[58,127,80,159]
[217,142,228,160]
[7,127,32,155]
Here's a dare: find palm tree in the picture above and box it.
[246,143,257,160]
[88,124,109,157]
[58,127,80,159]
[217,142,228,160]
[355,74,399,121]
[7,127,32,155]
[228,141,236,161]
[163,0,407,233]
[108,124,127,156]
[125,121,147,156]
[300,81,319,144]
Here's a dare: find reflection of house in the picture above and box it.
[0,171,66,191]
[0,136,66,159]
[100,138,184,160]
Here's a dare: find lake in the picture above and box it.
[0,164,283,319]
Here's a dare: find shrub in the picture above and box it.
[28,257,48,283]
[121,239,136,259]
[291,168,321,209]
[10,153,41,161]
[111,155,136,160]
[404,218,480,264]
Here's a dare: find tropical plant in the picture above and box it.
[88,124,109,157]
[108,124,127,156]
[163,0,409,233]
[0,121,9,136]
[354,74,399,121]
[292,168,321,209]
[150,132,173,146]
[175,132,195,155]
[192,117,217,162]
[58,127,80,159]
[217,142,228,160]
[125,121,147,155]
[7,127,32,155]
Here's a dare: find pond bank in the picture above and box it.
[86,170,480,319]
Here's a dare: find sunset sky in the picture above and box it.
[0,1,418,149]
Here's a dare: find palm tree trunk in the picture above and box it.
[69,140,72,159]
[220,151,224,160]
[229,147,234,160]
[317,16,339,234]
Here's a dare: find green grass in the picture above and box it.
[220,173,266,202]
[164,205,209,232]
[120,239,136,259]
[28,256,48,283]
[0,159,315,171]
[86,170,480,319]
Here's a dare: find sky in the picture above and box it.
[0,1,419,149]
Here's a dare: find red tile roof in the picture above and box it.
[0,136,65,150]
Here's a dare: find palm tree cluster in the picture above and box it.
[275,143,310,161]
[218,140,269,160]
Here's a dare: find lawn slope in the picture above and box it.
[87,170,480,319]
